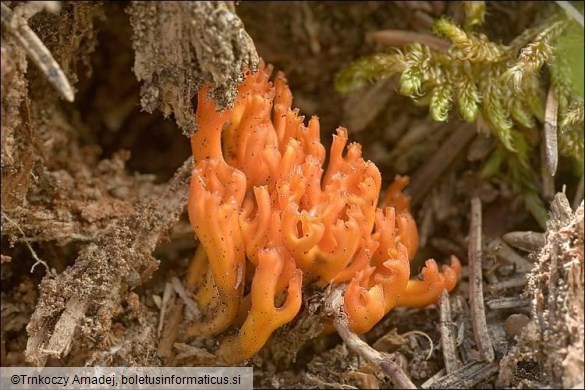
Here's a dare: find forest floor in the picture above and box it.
[1,2,583,389]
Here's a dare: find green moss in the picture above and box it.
[334,2,584,227]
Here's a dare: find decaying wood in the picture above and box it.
[127,1,258,135]
[25,158,193,366]
[42,296,88,358]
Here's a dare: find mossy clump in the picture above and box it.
[335,1,584,227]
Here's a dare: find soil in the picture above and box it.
[1,2,583,389]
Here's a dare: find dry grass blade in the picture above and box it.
[541,138,556,200]
[410,123,475,206]
[486,297,530,310]
[468,197,495,362]
[555,1,585,26]
[366,29,451,52]
[543,87,559,176]
[422,360,499,389]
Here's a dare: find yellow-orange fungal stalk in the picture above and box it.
[217,247,303,363]
[187,60,461,362]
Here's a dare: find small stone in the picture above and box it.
[504,313,530,338]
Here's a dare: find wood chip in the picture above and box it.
[42,296,89,358]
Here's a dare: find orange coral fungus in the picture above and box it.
[187,60,461,363]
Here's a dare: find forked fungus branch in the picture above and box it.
[186,61,461,363]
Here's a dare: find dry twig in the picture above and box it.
[488,276,528,292]
[0,1,74,102]
[486,297,530,310]
[325,286,416,389]
[439,291,461,374]
[468,198,495,362]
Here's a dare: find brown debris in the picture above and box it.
[0,2,582,388]
[24,158,192,366]
[498,194,584,388]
